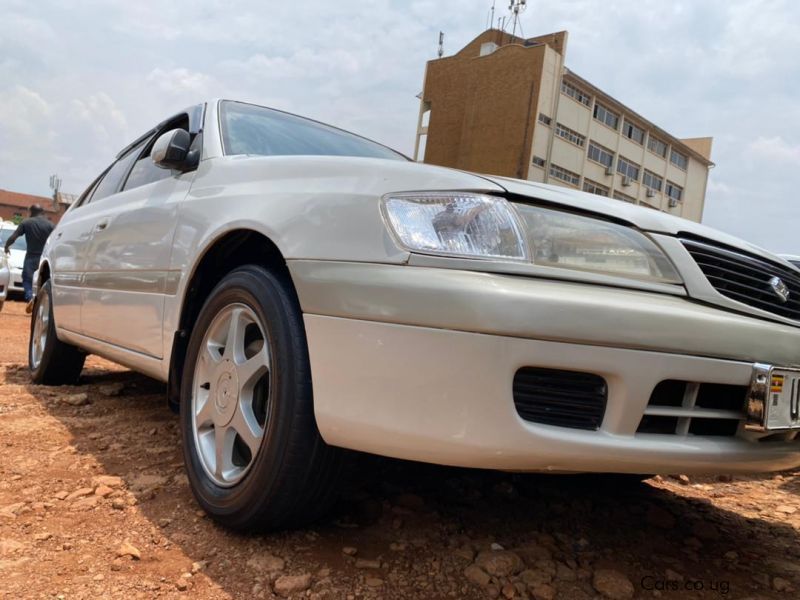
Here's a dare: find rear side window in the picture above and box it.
[89,142,145,203]
[220,101,405,161]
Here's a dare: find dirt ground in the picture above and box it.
[2,299,800,599]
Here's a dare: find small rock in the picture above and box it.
[453,547,475,562]
[66,487,94,501]
[191,561,207,574]
[159,518,172,528]
[61,393,90,406]
[354,558,381,569]
[92,475,124,489]
[593,569,634,600]
[717,474,733,482]
[176,580,188,591]
[774,576,794,592]
[111,498,126,510]
[464,564,491,587]
[70,496,99,511]
[530,583,555,600]
[98,383,125,396]
[246,553,285,573]
[273,573,312,597]
[776,505,797,515]
[474,550,524,577]
[342,546,358,556]
[365,577,384,587]
[93,574,104,581]
[116,541,141,560]
[34,532,53,542]
[53,491,69,500]
[94,485,114,498]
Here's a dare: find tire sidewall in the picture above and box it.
[180,266,305,520]
[29,281,56,381]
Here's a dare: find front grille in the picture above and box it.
[636,380,747,437]
[683,238,800,321]
[513,367,607,430]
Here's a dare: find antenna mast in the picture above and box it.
[437,31,444,58]
[487,1,496,30]
[49,174,61,203]
[508,0,527,38]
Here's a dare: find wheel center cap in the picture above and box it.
[214,359,239,425]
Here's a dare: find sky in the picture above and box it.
[1,0,799,253]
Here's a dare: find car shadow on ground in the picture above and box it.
[20,365,800,599]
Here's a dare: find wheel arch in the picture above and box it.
[167,229,297,411]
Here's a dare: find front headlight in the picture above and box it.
[515,204,682,283]
[381,192,528,260]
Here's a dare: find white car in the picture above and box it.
[0,221,25,295]
[0,250,9,311]
[30,100,800,530]
[781,255,800,269]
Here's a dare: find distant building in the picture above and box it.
[414,29,714,222]
[0,189,73,224]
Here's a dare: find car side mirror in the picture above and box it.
[151,129,198,171]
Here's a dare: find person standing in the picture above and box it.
[3,204,54,313]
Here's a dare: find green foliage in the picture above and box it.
[11,214,23,225]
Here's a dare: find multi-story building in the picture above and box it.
[414,29,714,222]
[0,189,73,224]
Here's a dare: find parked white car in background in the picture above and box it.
[0,221,25,295]
[0,250,9,311]
[29,100,800,531]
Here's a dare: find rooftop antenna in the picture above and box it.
[508,0,527,38]
[437,31,444,58]
[49,174,61,202]
[487,1,496,30]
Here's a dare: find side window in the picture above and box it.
[123,116,191,192]
[88,142,145,203]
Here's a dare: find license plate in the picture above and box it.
[746,364,800,432]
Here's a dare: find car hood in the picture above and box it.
[5,248,24,269]
[481,174,786,266]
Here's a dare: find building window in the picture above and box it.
[561,81,591,107]
[613,190,637,204]
[670,149,688,170]
[555,123,586,147]
[538,113,552,126]
[647,135,668,158]
[587,141,614,169]
[642,170,663,192]
[549,164,580,187]
[582,179,609,197]
[666,181,683,202]
[593,102,619,130]
[622,120,645,145]
[616,156,640,181]
[532,156,546,167]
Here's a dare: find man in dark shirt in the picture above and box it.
[4,204,55,312]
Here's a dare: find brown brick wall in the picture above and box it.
[423,40,546,179]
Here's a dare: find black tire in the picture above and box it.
[29,280,86,385]
[180,265,343,531]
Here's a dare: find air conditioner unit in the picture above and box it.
[622,176,632,187]
[605,166,614,176]
[668,197,679,208]
[646,188,655,198]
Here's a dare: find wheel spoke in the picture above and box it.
[195,393,215,427]
[222,307,246,362]
[213,425,236,481]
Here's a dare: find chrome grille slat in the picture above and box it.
[683,238,800,321]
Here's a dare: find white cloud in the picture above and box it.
[749,136,800,166]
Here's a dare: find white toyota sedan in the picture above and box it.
[30,100,800,530]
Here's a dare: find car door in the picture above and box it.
[80,111,201,358]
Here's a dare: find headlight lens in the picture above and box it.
[515,204,682,283]
[381,192,528,260]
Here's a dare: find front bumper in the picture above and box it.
[9,267,23,292]
[292,261,800,474]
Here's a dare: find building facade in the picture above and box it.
[0,189,73,224]
[414,29,714,222]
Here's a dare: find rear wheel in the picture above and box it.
[180,265,342,531]
[29,280,86,384]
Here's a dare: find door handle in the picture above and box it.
[95,219,110,232]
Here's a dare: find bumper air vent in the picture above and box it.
[513,367,607,431]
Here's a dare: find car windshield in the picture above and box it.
[0,227,27,251]
[220,101,406,161]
